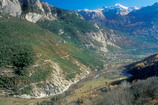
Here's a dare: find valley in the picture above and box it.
[0,51,145,105]
[0,0,158,105]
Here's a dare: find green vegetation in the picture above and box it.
[0,44,35,75]
[37,11,104,71]
[0,15,103,95]
[71,49,104,70]
[20,86,33,95]
[0,70,50,94]
[40,95,64,105]
[37,12,98,45]
[29,70,50,83]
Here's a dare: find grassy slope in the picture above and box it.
[0,15,103,95]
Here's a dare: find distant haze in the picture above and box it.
[42,0,158,10]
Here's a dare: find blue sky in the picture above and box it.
[42,0,158,10]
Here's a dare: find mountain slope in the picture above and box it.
[125,53,158,79]
[0,0,145,53]
[0,0,129,99]
[0,14,104,98]
[77,3,158,48]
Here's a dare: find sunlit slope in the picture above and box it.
[0,15,103,96]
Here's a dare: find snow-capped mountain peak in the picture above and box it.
[77,3,140,20]
[78,8,103,13]
[102,3,130,15]
[115,3,128,10]
[102,3,139,15]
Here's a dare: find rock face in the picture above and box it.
[77,9,105,23]
[0,0,22,16]
[85,29,121,52]
[0,0,57,22]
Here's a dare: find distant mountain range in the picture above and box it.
[78,3,139,17]
[77,3,158,42]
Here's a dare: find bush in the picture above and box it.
[20,86,33,95]
[95,77,158,105]
[131,77,158,105]
[40,95,64,105]
[97,82,134,105]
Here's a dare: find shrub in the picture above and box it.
[40,95,64,105]
[98,85,134,105]
[20,86,33,95]
[131,77,158,104]
[95,77,158,105]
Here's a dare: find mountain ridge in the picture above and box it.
[77,2,158,54]
[0,0,148,54]
[0,0,125,53]
[77,3,139,17]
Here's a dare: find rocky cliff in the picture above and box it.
[0,0,57,22]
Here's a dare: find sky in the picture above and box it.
[42,0,158,10]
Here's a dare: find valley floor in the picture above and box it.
[0,53,146,105]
